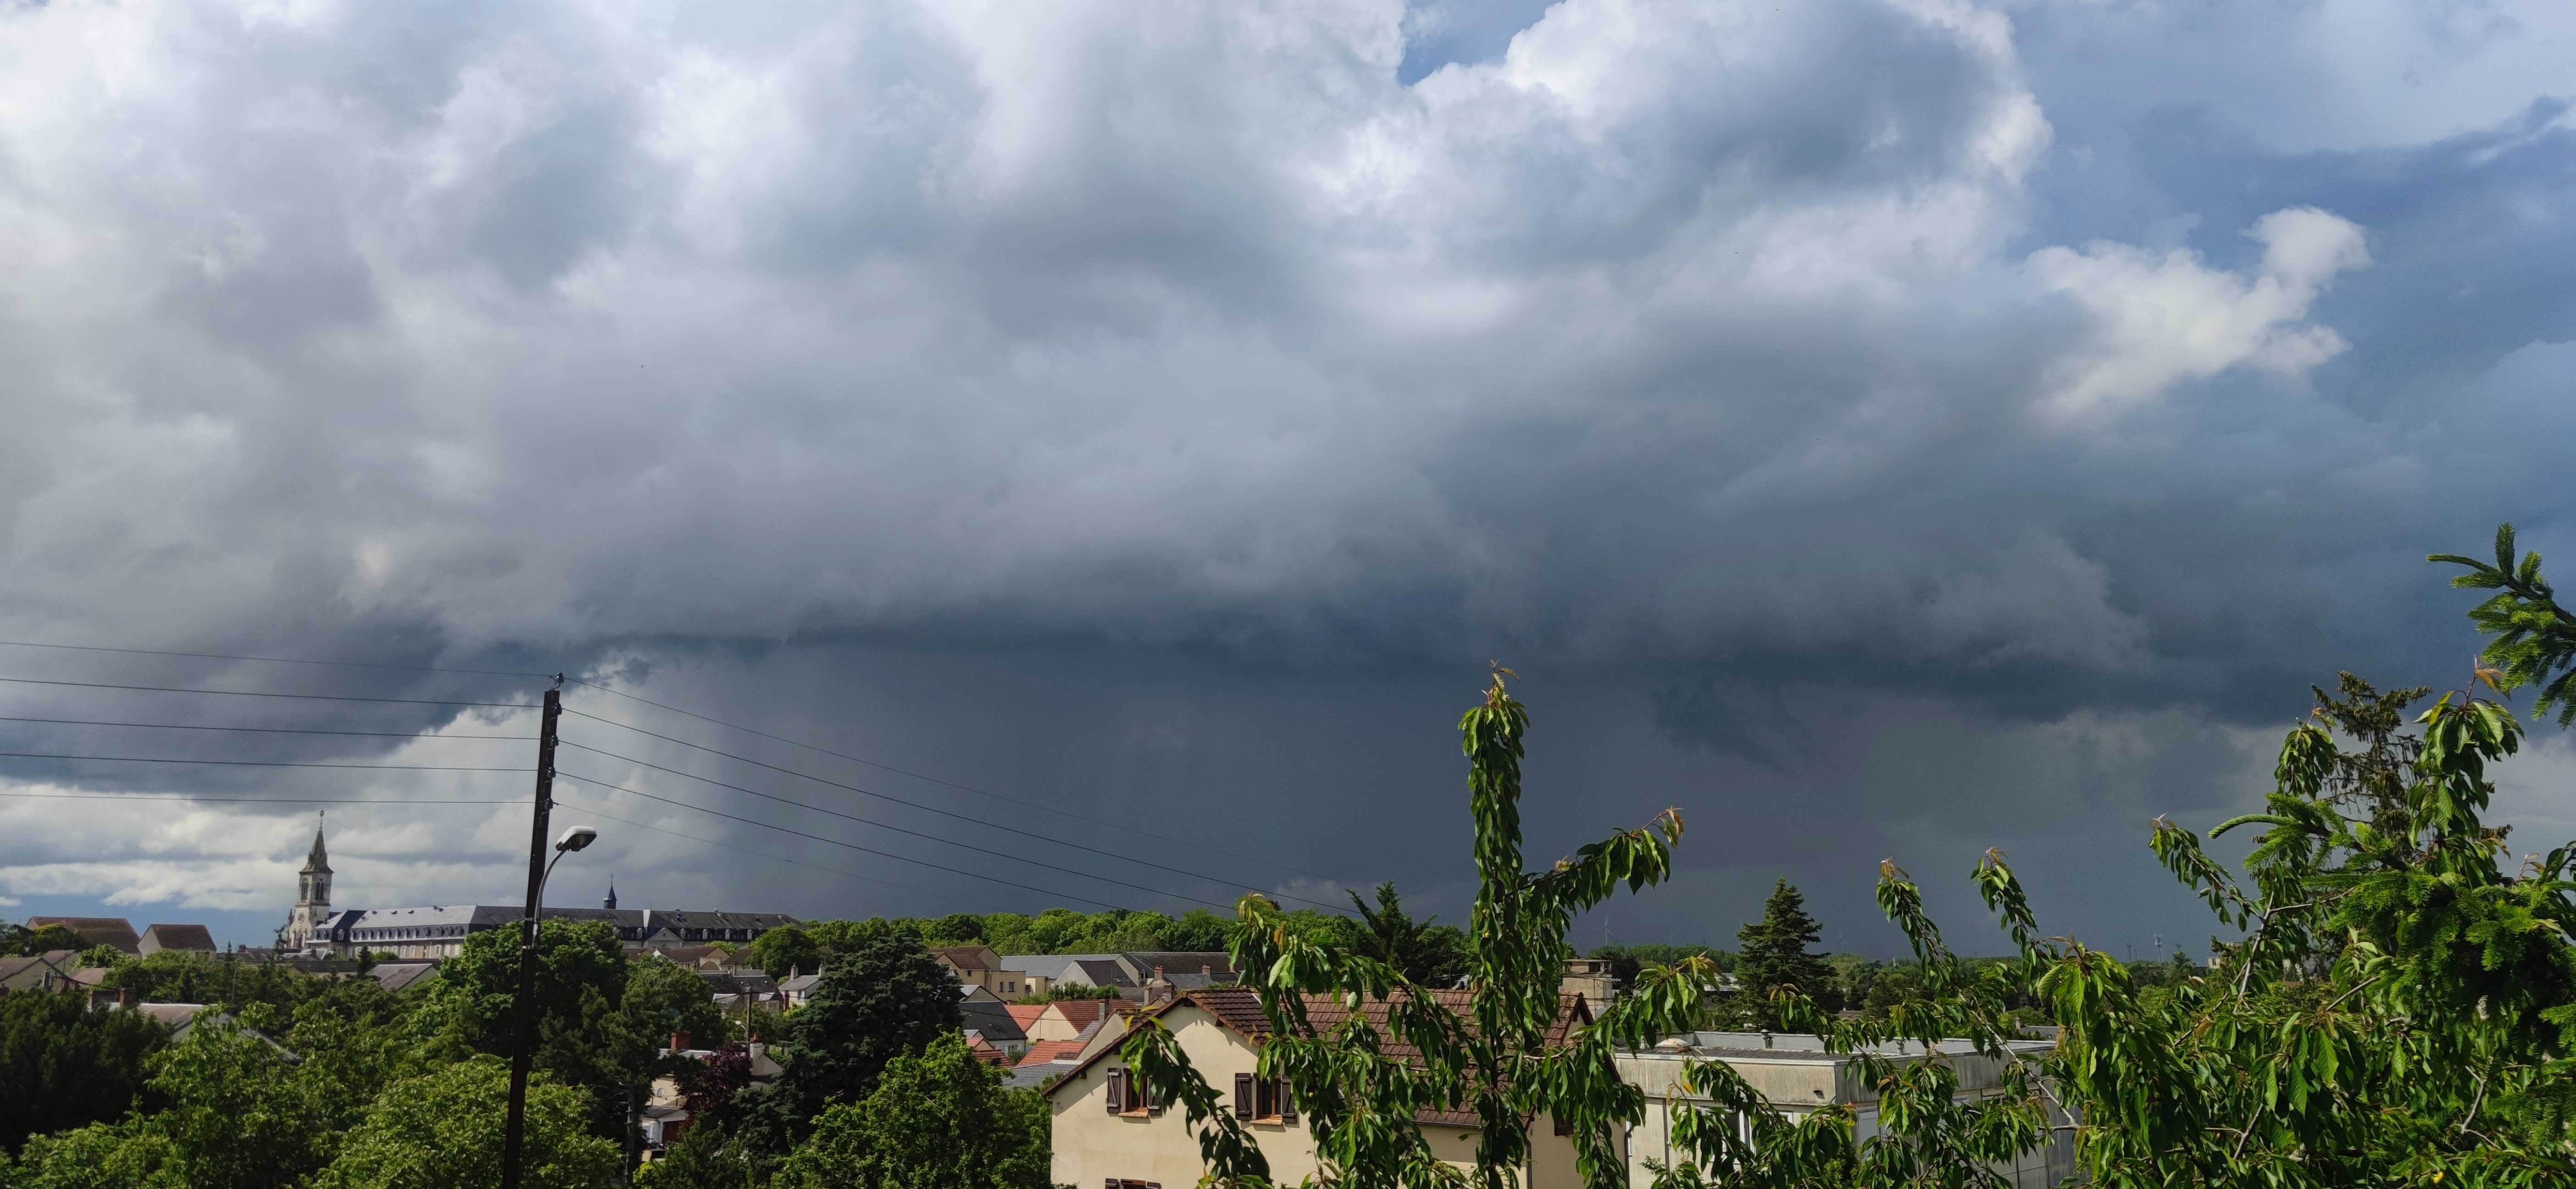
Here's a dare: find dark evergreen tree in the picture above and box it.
[739,927,960,1155]
[1731,878,1834,1026]
[0,991,169,1152]
[1341,882,1471,988]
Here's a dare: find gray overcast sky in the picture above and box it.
[0,0,2570,955]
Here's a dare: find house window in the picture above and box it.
[1105,1068,1160,1116]
[1232,1074,1296,1123]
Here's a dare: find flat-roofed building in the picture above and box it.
[1616,1032,2076,1188]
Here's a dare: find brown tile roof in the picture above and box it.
[932,945,1001,972]
[1045,997,1138,1032]
[140,924,217,954]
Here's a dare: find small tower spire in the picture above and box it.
[603,879,618,911]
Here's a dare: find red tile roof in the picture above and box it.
[1017,1040,1088,1067]
[1005,1004,1048,1031]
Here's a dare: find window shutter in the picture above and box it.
[1106,1069,1125,1113]
[1277,1082,1295,1124]
[1234,1073,1255,1119]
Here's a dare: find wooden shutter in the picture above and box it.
[1234,1073,1255,1119]
[1276,1080,1295,1124]
[1106,1069,1125,1113]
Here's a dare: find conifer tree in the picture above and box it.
[1730,878,1833,1026]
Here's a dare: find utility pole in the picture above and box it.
[502,679,563,1189]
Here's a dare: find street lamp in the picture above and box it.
[503,683,580,1189]
[503,823,598,1182]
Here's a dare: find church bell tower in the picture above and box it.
[282,816,333,952]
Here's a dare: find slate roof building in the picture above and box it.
[275,824,792,960]
[0,951,80,992]
[1615,1032,2076,1188]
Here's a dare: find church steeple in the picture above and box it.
[603,880,617,911]
[284,814,334,953]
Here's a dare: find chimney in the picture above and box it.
[118,987,137,1009]
[671,1030,690,1053]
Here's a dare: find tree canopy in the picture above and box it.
[740,927,961,1155]
[774,1033,1049,1189]
[1729,878,1835,1027]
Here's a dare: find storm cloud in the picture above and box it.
[0,0,2568,953]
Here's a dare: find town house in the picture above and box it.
[1046,987,1608,1188]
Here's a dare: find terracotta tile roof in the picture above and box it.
[1005,1004,1047,1031]
[1046,997,1139,1032]
[1017,1039,1088,1067]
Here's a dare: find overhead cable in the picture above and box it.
[551,793,1004,915]
[557,738,1233,911]
[0,750,530,772]
[561,679,1355,889]
[0,714,532,740]
[562,711,1341,910]
[0,674,531,709]
[0,639,550,680]
[556,768,1138,912]
[0,636,1350,891]
[0,790,520,805]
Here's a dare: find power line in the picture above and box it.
[0,714,533,740]
[0,637,1349,891]
[561,679,1353,889]
[0,750,531,772]
[550,793,1004,916]
[0,639,551,680]
[0,790,522,805]
[556,738,1232,911]
[556,767,1133,912]
[0,674,531,709]
[561,710,1342,911]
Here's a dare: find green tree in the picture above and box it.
[1339,882,1469,988]
[101,951,319,1016]
[315,1056,620,1189]
[3,1119,186,1189]
[1637,528,2576,1187]
[632,1124,756,1189]
[739,928,961,1154]
[1729,878,1835,1026]
[1125,667,1699,1189]
[139,1013,313,1189]
[748,927,822,979]
[921,914,987,946]
[412,919,635,1142]
[1161,909,1235,954]
[0,925,85,958]
[625,955,726,1051]
[0,991,168,1153]
[2437,521,2576,722]
[775,1033,1048,1189]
